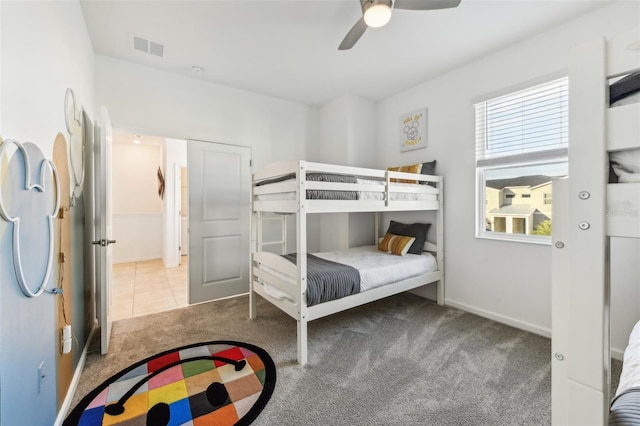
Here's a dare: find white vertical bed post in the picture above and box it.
[282,215,288,254]
[250,209,261,319]
[553,36,610,425]
[297,161,309,365]
[436,176,444,305]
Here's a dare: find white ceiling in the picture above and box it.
[80,0,611,106]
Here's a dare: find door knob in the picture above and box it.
[92,239,117,246]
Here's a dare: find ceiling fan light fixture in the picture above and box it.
[363,2,392,28]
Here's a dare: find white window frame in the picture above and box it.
[475,77,568,245]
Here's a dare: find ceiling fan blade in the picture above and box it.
[338,17,368,50]
[394,0,461,11]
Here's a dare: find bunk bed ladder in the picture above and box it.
[251,211,289,319]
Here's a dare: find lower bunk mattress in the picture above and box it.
[610,319,640,425]
[260,245,437,306]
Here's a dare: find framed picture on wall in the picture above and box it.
[399,109,427,152]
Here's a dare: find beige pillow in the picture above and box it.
[377,233,416,256]
[387,163,423,183]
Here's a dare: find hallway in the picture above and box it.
[111,258,188,320]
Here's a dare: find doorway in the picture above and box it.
[110,130,188,320]
[108,134,252,318]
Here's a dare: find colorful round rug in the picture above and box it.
[64,341,276,426]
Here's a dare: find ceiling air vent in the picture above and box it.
[130,34,164,58]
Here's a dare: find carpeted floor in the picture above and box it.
[71,293,621,425]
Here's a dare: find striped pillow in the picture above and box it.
[378,233,416,256]
[387,163,423,183]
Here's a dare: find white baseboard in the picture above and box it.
[113,255,162,264]
[444,300,627,362]
[445,298,552,338]
[612,347,624,361]
[54,325,96,426]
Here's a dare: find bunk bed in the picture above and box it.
[552,25,640,425]
[249,161,444,365]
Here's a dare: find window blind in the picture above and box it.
[475,77,568,167]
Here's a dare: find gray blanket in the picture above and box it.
[256,173,359,200]
[281,253,361,306]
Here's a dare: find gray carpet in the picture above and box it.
[70,293,621,425]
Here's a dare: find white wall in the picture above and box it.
[310,95,377,252]
[375,1,640,354]
[0,1,95,424]
[315,97,351,252]
[112,142,164,263]
[95,55,314,170]
[95,55,322,250]
[344,95,377,248]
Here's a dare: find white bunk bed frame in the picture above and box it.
[249,160,444,366]
[552,26,640,425]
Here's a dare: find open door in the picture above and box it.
[188,140,251,304]
[93,107,115,354]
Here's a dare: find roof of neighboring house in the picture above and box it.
[530,181,553,190]
[489,205,537,216]
[486,175,551,190]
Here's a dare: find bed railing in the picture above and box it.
[252,160,441,213]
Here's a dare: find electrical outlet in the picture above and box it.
[61,325,72,354]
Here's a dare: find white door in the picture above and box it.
[82,110,97,330]
[188,140,251,304]
[93,107,115,354]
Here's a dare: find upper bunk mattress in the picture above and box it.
[255,177,437,202]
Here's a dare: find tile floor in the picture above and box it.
[111,257,188,320]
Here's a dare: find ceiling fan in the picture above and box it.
[338,0,462,50]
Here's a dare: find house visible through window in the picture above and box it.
[475,77,568,243]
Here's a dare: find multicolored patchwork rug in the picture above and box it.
[64,341,276,426]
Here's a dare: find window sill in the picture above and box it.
[476,231,551,246]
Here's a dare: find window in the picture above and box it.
[475,77,568,243]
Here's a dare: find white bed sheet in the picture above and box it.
[314,245,437,292]
[254,178,437,202]
[616,319,640,397]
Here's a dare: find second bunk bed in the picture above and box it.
[250,161,444,365]
[552,24,640,425]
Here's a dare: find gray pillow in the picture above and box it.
[386,221,430,255]
[420,160,437,186]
